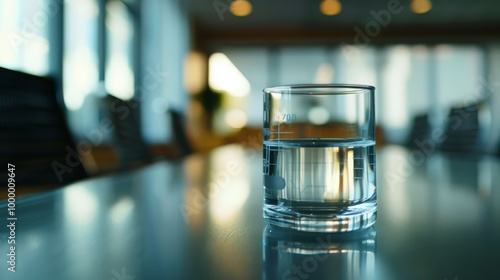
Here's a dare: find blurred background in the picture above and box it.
[1,0,500,176]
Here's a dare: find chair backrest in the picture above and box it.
[406,113,431,148]
[440,103,483,154]
[168,108,193,157]
[0,67,87,187]
[104,94,153,167]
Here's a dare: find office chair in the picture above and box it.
[168,108,194,157]
[0,67,88,190]
[406,113,431,148]
[440,103,485,155]
[104,94,154,167]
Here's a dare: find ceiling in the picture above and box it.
[187,0,500,44]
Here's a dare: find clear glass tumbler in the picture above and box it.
[262,84,377,232]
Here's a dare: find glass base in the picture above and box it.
[263,201,377,232]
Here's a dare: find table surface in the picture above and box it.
[1,144,500,280]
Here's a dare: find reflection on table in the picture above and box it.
[377,145,500,280]
[0,144,499,280]
[263,226,377,280]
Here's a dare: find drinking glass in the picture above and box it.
[263,84,377,232]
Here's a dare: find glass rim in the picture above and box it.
[263,83,375,93]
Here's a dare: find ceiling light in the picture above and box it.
[230,0,253,17]
[320,0,342,16]
[411,0,432,14]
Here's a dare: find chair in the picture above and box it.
[0,67,88,190]
[168,108,194,157]
[440,103,484,155]
[104,94,154,167]
[406,113,431,148]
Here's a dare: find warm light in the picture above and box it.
[324,147,340,200]
[225,109,248,129]
[411,0,432,14]
[207,147,250,223]
[230,0,252,17]
[184,51,207,95]
[314,63,335,83]
[209,179,250,222]
[320,0,342,16]
[209,52,250,97]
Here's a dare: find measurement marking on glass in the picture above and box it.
[278,113,297,123]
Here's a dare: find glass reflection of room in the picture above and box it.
[263,226,376,280]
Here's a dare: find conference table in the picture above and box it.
[1,144,500,280]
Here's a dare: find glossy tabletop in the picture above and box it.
[1,144,500,280]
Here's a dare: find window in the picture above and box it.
[63,0,100,137]
[63,0,99,111]
[0,0,50,75]
[105,0,135,100]
[210,43,488,143]
[435,45,484,112]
